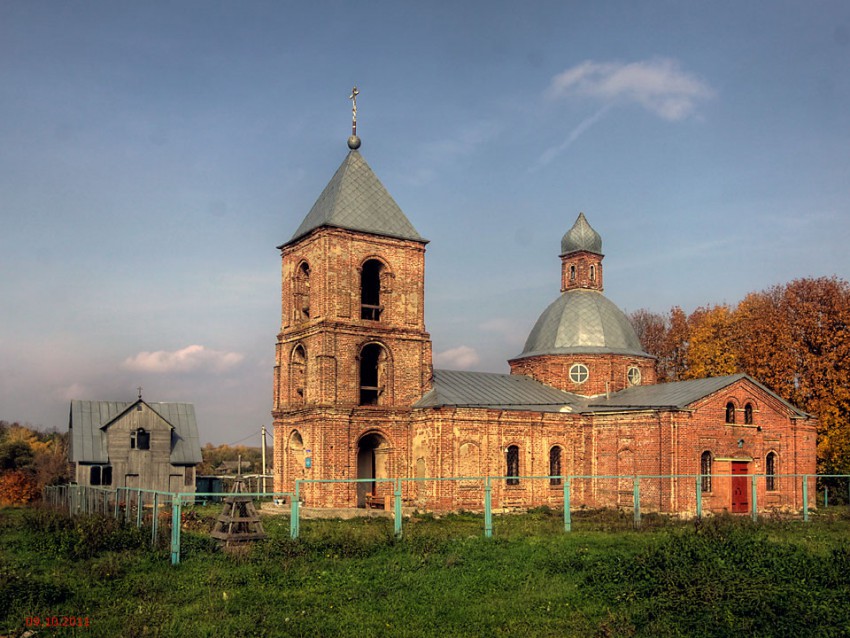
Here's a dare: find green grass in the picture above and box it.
[2,506,850,637]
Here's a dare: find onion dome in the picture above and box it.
[561,212,602,256]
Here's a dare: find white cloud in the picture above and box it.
[433,345,481,370]
[122,345,244,374]
[547,58,714,121]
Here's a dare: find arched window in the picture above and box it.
[291,344,307,403]
[744,403,754,425]
[359,343,388,405]
[506,445,520,485]
[361,259,384,321]
[294,261,310,320]
[131,428,150,450]
[569,265,576,282]
[766,452,777,491]
[549,446,562,486]
[700,451,712,492]
[725,402,736,424]
[589,265,596,281]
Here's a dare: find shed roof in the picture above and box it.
[281,149,425,247]
[68,399,202,465]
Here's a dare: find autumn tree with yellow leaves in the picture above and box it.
[630,277,850,473]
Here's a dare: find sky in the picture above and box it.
[2,2,849,445]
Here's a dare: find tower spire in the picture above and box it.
[348,86,361,150]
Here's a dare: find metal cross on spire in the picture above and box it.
[347,85,362,150]
[349,85,359,136]
[137,386,143,400]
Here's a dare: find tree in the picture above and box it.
[685,304,738,379]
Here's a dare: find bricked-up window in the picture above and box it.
[361,259,384,321]
[725,402,736,424]
[131,428,150,450]
[700,451,712,492]
[744,403,754,425]
[359,343,387,405]
[766,452,777,491]
[291,344,307,403]
[294,261,310,321]
[506,445,520,485]
[90,465,112,486]
[549,446,562,486]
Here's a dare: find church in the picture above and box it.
[272,120,817,516]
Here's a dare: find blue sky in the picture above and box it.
[2,1,849,444]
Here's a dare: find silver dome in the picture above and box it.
[516,289,647,358]
[561,212,602,255]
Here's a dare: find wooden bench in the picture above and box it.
[365,494,390,510]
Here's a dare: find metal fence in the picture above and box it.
[42,473,850,566]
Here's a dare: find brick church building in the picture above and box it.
[272,132,817,515]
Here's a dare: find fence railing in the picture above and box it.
[42,473,850,566]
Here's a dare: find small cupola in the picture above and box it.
[560,213,604,292]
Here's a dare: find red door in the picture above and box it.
[731,462,749,513]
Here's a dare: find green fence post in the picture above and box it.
[394,479,403,539]
[290,482,300,540]
[633,477,641,528]
[152,493,159,547]
[114,487,120,519]
[171,495,182,566]
[137,490,144,528]
[484,478,493,538]
[563,478,571,533]
[751,475,758,522]
[696,475,703,519]
[802,475,809,522]
[824,485,828,509]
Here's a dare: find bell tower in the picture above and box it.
[273,89,432,503]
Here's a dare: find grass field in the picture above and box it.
[2,505,849,637]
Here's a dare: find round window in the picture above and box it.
[569,363,589,384]
[627,366,642,386]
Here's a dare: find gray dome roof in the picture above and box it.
[561,212,602,255]
[516,289,648,358]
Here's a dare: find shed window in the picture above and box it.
[361,259,384,321]
[700,451,712,493]
[725,402,736,424]
[766,452,777,491]
[184,466,194,486]
[549,446,562,486]
[506,445,520,485]
[131,428,150,450]
[90,465,112,486]
[744,403,754,425]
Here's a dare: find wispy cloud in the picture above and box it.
[123,345,244,374]
[547,57,714,121]
[434,345,481,370]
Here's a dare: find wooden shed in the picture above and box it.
[68,398,202,493]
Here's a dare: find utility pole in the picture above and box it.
[261,425,268,495]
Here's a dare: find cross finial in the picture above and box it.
[137,386,143,400]
[349,86,359,135]
[348,86,361,149]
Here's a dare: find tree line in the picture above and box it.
[629,276,850,474]
[0,421,70,504]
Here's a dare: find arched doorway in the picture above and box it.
[356,432,388,507]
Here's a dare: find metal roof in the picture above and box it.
[561,212,602,255]
[415,369,583,412]
[68,400,202,465]
[516,289,648,359]
[282,149,426,247]
[584,373,810,417]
